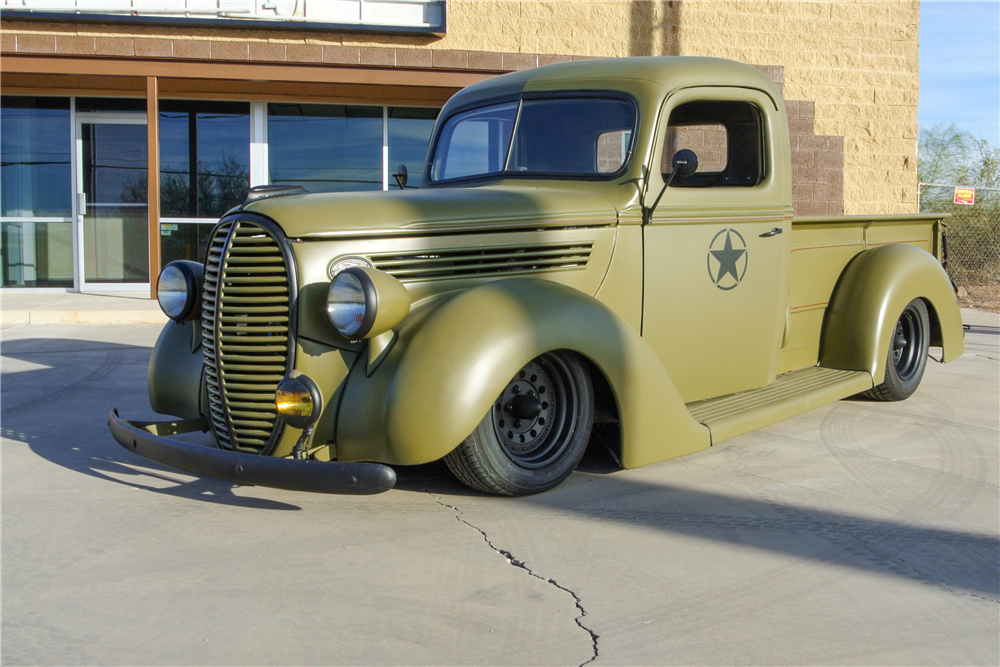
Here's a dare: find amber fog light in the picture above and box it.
[275,374,322,430]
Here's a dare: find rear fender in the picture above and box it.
[820,244,964,383]
[336,278,710,468]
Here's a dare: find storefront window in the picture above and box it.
[1,97,72,218]
[1,96,74,287]
[1,221,73,288]
[388,107,439,187]
[160,100,251,219]
[160,222,214,265]
[268,103,383,192]
[76,97,146,114]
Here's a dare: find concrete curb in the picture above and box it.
[2,290,169,326]
[6,310,167,324]
[3,310,168,325]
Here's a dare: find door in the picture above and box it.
[642,88,792,403]
[77,117,149,291]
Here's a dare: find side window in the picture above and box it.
[661,100,765,187]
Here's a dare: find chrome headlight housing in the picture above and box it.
[328,255,373,280]
[327,267,411,340]
[157,260,203,322]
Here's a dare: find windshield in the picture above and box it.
[429,96,636,183]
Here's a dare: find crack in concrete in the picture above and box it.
[973,354,999,361]
[431,494,599,666]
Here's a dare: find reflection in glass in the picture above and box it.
[0,97,72,217]
[159,222,214,266]
[82,123,149,283]
[431,102,517,181]
[1,221,73,287]
[76,97,146,114]
[159,101,250,218]
[388,107,439,188]
[507,98,636,174]
[268,104,382,192]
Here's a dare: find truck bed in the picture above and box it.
[779,213,949,373]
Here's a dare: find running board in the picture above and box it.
[686,367,874,445]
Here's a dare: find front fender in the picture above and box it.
[336,278,710,468]
[148,319,204,419]
[819,244,964,383]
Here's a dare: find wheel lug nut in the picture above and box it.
[512,386,521,394]
[513,419,522,428]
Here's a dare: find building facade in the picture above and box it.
[0,0,921,293]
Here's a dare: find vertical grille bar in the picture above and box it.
[202,218,295,455]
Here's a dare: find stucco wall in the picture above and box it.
[440,0,920,215]
[0,0,920,214]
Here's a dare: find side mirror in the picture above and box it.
[393,164,408,189]
[646,149,701,223]
[671,149,699,178]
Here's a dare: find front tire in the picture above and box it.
[860,298,930,401]
[444,351,593,496]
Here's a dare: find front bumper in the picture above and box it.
[108,410,396,495]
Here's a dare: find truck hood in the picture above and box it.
[243,185,619,239]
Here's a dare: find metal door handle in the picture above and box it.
[760,227,783,237]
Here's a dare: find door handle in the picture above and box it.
[760,227,783,237]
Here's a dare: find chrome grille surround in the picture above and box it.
[370,242,593,282]
[202,215,297,455]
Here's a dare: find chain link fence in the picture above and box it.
[919,183,1000,312]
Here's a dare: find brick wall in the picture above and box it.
[0,0,920,214]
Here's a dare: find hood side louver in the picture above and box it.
[369,243,594,282]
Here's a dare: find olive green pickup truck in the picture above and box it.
[110,56,963,496]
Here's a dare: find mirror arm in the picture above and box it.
[644,149,698,224]
[645,169,681,224]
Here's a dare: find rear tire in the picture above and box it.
[860,298,930,401]
[444,351,593,496]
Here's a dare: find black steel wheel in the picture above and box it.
[860,298,930,401]
[444,351,594,496]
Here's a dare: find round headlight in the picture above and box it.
[326,267,411,341]
[327,268,375,339]
[157,260,203,322]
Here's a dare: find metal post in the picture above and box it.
[147,76,161,299]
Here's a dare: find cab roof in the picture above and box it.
[449,56,781,105]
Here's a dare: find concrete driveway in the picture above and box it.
[2,313,997,666]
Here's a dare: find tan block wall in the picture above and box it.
[439,0,919,215]
[0,0,920,213]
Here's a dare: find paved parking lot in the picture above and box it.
[2,312,998,666]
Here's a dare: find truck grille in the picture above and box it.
[202,218,295,455]
[370,243,593,282]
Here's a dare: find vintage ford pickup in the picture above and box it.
[110,56,963,496]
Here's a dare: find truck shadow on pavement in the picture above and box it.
[1,336,301,511]
[4,336,998,600]
[526,475,1000,600]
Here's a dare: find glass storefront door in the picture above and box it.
[77,117,149,290]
